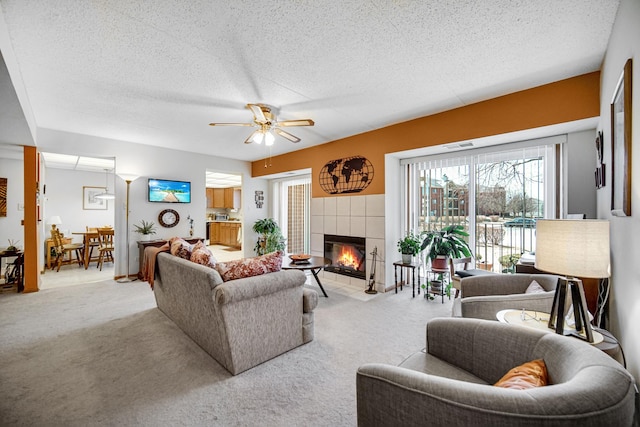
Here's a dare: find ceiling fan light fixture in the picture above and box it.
[210,103,314,146]
[264,131,275,146]
[252,131,264,144]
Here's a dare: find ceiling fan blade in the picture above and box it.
[209,122,253,126]
[275,128,301,143]
[278,119,315,127]
[247,104,267,123]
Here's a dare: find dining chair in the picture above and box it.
[50,229,84,272]
[85,227,101,267]
[97,228,115,271]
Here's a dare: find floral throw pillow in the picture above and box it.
[190,243,217,269]
[169,237,194,260]
[215,251,283,282]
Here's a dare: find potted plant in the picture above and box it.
[252,218,286,255]
[420,224,472,270]
[397,231,422,263]
[133,220,157,241]
[499,253,521,274]
[4,239,20,254]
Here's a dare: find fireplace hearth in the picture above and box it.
[324,234,366,280]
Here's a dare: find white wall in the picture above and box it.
[43,168,115,242]
[566,130,597,218]
[36,128,269,279]
[0,156,24,249]
[598,0,640,382]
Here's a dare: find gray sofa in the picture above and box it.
[357,317,636,426]
[460,273,559,320]
[153,252,318,375]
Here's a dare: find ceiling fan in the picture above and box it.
[209,103,314,145]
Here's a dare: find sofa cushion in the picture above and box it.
[215,251,283,281]
[190,242,217,268]
[456,269,496,278]
[169,237,194,260]
[494,359,548,390]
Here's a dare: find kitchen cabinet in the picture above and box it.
[206,188,241,209]
[206,188,215,208]
[224,188,234,208]
[210,222,241,247]
[209,222,220,243]
[213,188,225,208]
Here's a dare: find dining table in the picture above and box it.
[71,231,98,269]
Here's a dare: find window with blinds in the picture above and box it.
[401,136,562,272]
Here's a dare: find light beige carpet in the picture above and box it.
[0,277,453,426]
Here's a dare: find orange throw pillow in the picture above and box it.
[494,359,548,390]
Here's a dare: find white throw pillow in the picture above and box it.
[525,280,546,294]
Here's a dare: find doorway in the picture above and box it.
[40,153,115,288]
[205,170,243,261]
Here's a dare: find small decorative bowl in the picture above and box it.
[289,254,311,262]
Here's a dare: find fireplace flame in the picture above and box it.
[338,245,361,270]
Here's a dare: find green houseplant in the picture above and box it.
[397,231,422,263]
[133,220,157,241]
[420,224,472,270]
[252,218,286,255]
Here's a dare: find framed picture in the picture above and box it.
[594,131,605,189]
[83,186,108,210]
[610,58,632,217]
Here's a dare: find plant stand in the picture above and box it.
[425,267,450,303]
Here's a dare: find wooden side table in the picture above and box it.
[393,261,420,297]
[496,309,625,366]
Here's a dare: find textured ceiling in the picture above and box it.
[0,1,620,162]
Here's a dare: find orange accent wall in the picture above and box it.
[23,146,39,293]
[252,72,600,198]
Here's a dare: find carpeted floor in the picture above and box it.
[0,277,453,426]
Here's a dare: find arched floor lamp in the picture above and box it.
[117,173,139,283]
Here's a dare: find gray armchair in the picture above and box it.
[460,273,559,320]
[356,317,636,427]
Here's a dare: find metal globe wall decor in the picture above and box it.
[318,156,374,194]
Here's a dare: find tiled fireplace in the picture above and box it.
[324,234,366,280]
[311,195,385,292]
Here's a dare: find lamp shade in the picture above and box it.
[47,216,62,226]
[535,219,610,278]
[117,173,139,183]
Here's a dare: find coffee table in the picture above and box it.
[282,256,330,297]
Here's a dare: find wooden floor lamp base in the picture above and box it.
[548,277,594,343]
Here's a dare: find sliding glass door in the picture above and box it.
[273,176,311,254]
[403,139,559,273]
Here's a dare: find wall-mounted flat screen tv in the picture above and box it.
[148,178,191,203]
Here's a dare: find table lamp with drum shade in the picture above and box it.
[47,216,62,232]
[535,220,610,343]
